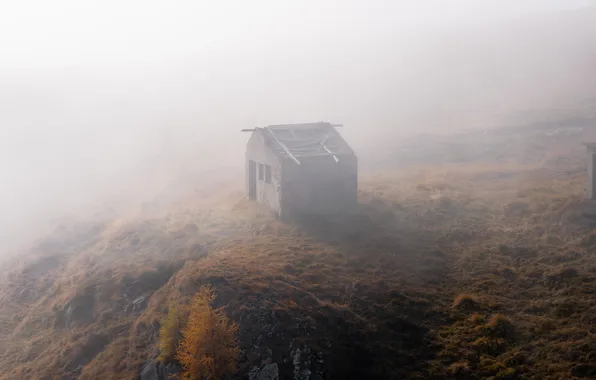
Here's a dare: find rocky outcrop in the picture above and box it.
[248,363,279,380]
[54,291,95,329]
[235,290,330,380]
[289,345,324,380]
[140,360,163,380]
[292,348,310,380]
[140,360,181,380]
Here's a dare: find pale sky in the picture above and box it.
[1,0,594,71]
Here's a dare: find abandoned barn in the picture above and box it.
[244,122,358,219]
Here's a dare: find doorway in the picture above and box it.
[248,160,257,200]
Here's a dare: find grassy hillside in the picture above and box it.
[1,122,596,379]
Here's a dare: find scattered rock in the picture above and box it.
[133,296,147,311]
[248,363,279,380]
[292,347,314,380]
[140,360,161,380]
[17,288,36,301]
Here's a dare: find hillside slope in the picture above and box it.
[1,122,596,379]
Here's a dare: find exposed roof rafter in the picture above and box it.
[322,144,339,163]
[267,128,301,165]
[252,122,353,162]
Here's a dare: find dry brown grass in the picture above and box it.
[2,123,596,379]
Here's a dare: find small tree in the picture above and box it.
[158,302,186,363]
[176,285,239,380]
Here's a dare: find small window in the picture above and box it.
[258,163,264,180]
[265,165,272,184]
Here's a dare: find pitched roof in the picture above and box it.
[259,122,354,164]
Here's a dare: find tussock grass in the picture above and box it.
[453,294,480,311]
[468,313,485,325]
[484,314,515,338]
[447,361,470,375]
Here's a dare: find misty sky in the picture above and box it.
[1,0,594,70]
[1,0,596,253]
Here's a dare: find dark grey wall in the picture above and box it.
[589,150,596,199]
[280,155,357,217]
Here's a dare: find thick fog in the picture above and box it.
[1,0,595,253]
